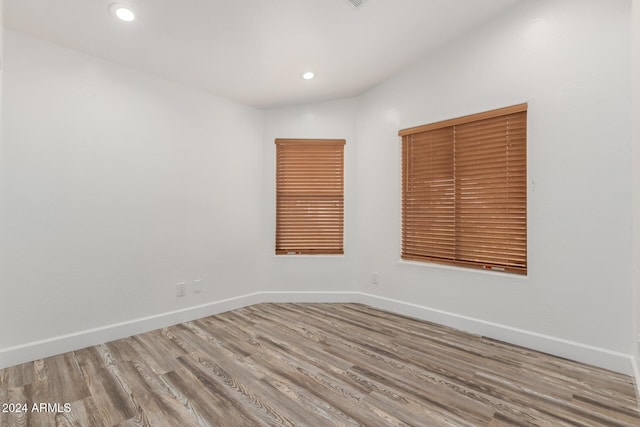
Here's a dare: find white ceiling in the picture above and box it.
[4,0,522,109]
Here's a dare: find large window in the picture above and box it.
[399,104,527,274]
[275,139,345,255]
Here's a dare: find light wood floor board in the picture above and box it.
[0,303,638,426]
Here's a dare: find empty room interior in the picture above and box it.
[2,0,640,425]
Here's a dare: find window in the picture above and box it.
[275,139,345,255]
[399,104,527,274]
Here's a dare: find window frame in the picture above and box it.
[275,138,346,255]
[398,104,527,275]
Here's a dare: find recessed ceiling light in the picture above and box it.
[109,4,135,22]
[302,72,315,80]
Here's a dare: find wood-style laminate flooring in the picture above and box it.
[1,303,639,426]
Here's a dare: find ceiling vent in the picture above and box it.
[346,0,367,8]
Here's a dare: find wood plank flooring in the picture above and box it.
[1,303,639,426]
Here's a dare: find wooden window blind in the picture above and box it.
[275,139,345,255]
[399,104,527,274]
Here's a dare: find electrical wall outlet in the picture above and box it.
[176,282,186,297]
[371,272,379,285]
[193,278,203,293]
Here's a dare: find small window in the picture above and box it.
[399,104,527,274]
[275,139,345,255]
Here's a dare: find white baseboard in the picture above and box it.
[0,290,635,377]
[633,354,640,405]
[0,292,263,370]
[357,293,634,376]
[260,291,363,304]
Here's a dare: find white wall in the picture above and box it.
[0,0,3,163]
[1,0,637,375]
[261,99,359,295]
[0,1,4,352]
[632,0,640,377]
[356,0,633,360]
[0,31,264,361]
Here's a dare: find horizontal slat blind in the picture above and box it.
[275,139,345,255]
[400,105,527,274]
[402,128,455,262]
